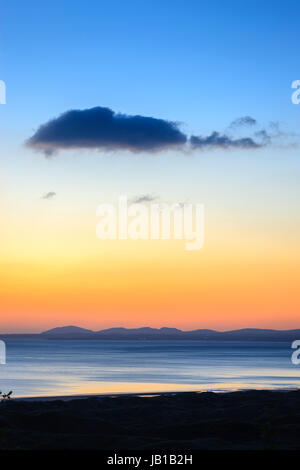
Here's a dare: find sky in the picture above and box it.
[0,0,300,332]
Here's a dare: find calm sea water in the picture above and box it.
[0,340,299,397]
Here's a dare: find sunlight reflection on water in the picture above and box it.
[0,340,299,397]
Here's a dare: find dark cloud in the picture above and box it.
[41,191,56,199]
[230,116,257,128]
[190,132,261,150]
[27,106,187,154]
[254,129,272,144]
[26,107,273,156]
[254,122,296,145]
[130,194,160,204]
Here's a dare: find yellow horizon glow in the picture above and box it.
[0,218,299,332]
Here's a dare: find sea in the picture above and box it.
[0,339,299,397]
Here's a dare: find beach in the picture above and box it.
[0,389,299,450]
[1,340,299,450]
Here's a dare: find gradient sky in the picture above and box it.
[1,0,300,332]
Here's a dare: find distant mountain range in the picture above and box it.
[1,325,299,341]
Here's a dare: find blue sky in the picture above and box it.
[1,0,300,230]
[2,0,300,133]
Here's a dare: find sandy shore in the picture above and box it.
[14,390,201,401]
[1,389,300,450]
[13,387,299,401]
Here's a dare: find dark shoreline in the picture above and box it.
[0,389,300,450]
[11,387,300,401]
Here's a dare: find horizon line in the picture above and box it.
[1,324,300,335]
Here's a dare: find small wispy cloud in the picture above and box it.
[129,194,160,204]
[129,195,189,213]
[229,116,257,128]
[41,191,56,200]
[190,132,261,150]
